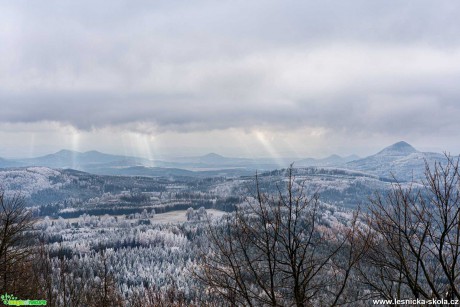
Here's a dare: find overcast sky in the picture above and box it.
[1,0,459,159]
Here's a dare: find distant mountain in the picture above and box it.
[1,143,448,181]
[296,154,360,167]
[0,150,269,177]
[172,153,253,165]
[0,150,256,178]
[17,150,153,170]
[94,166,197,177]
[0,157,25,168]
[374,141,418,156]
[92,165,254,178]
[199,153,227,163]
[2,149,364,176]
[162,153,292,171]
[346,141,445,181]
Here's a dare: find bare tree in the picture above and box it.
[32,240,57,306]
[359,154,460,301]
[127,285,192,307]
[86,249,124,307]
[0,191,36,296]
[196,167,366,306]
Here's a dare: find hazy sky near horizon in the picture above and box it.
[1,0,460,159]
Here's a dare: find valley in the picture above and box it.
[0,141,454,305]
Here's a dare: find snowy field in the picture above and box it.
[150,208,226,224]
[46,208,226,224]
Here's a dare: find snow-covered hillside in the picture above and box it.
[346,141,446,181]
[0,167,70,198]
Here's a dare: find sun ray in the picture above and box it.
[70,128,80,169]
[28,133,36,158]
[254,130,284,167]
[125,132,157,165]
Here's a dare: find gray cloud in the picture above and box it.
[1,0,460,155]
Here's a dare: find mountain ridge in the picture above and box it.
[375,141,418,156]
[0,142,450,181]
[346,141,445,181]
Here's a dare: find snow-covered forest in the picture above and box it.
[1,156,460,306]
